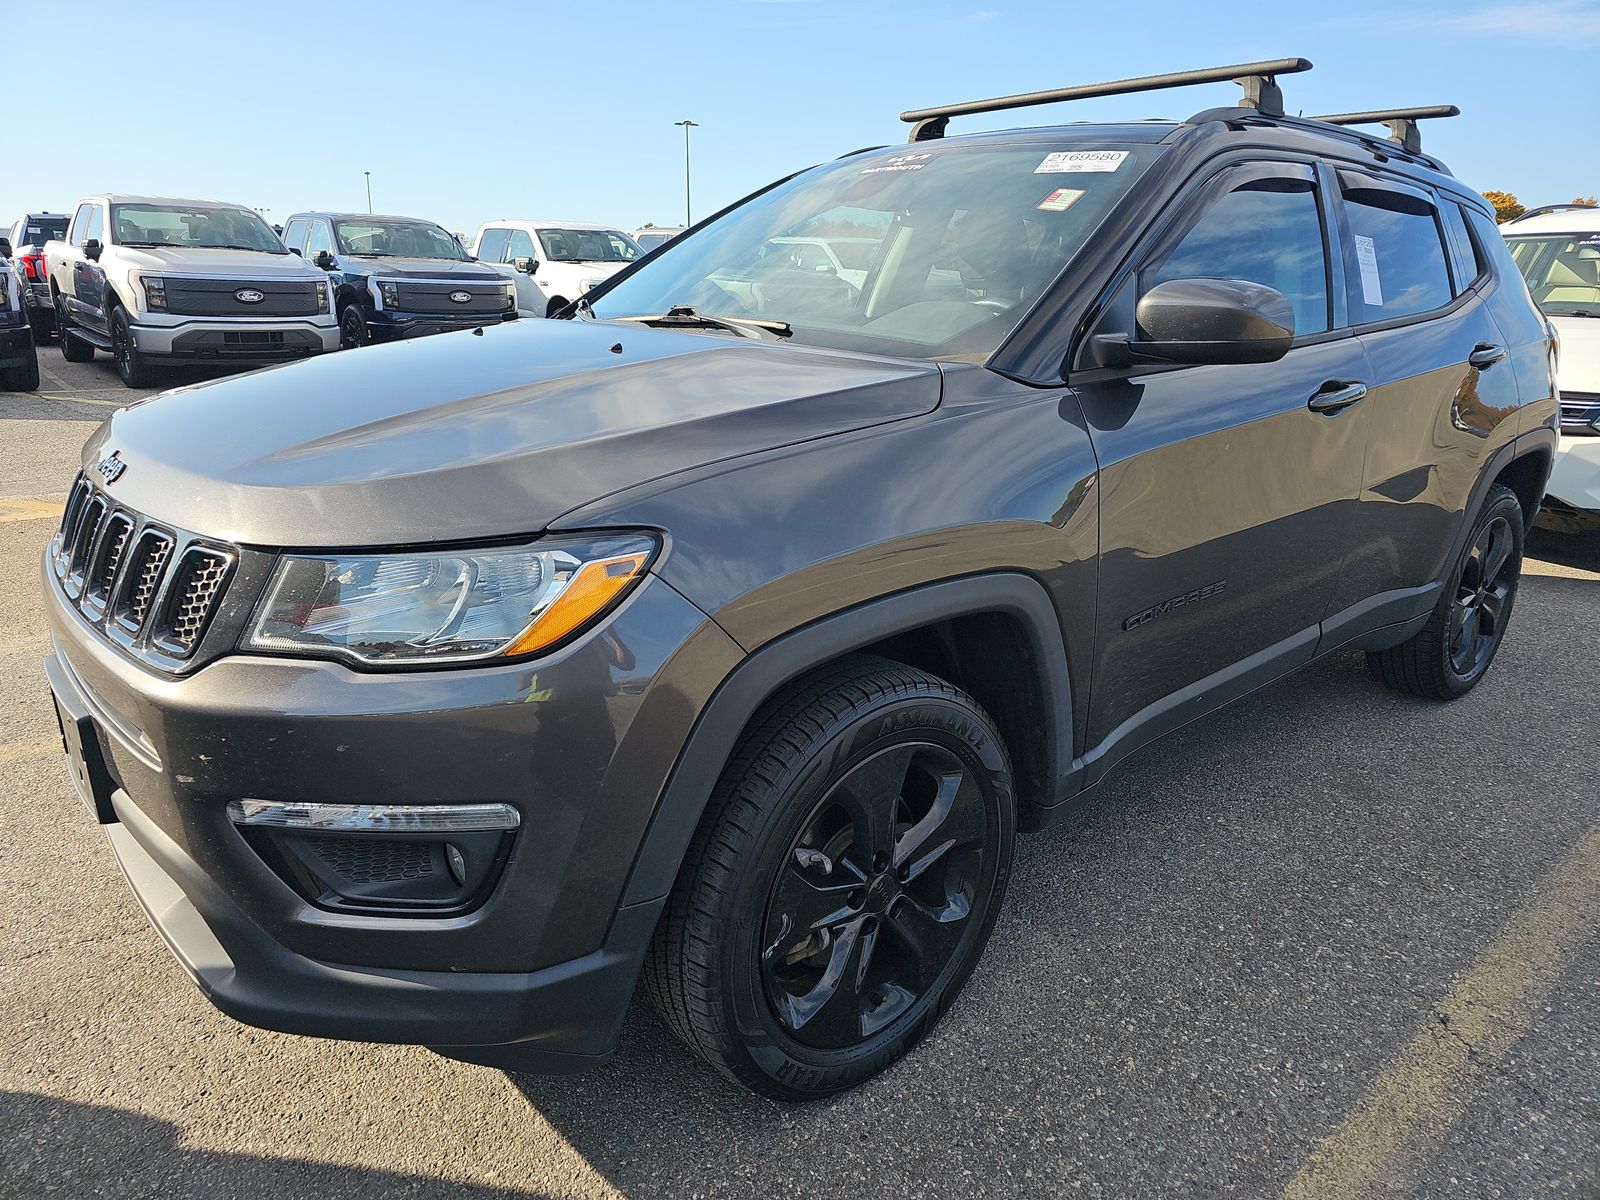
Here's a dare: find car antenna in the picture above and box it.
[1310,106,1460,155]
[898,57,1312,142]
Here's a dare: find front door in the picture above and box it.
[1073,160,1371,754]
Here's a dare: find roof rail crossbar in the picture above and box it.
[899,57,1313,142]
[1508,203,1599,223]
[1311,105,1459,155]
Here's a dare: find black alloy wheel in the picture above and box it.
[110,307,156,388]
[339,305,369,350]
[1447,508,1516,677]
[646,655,1015,1099]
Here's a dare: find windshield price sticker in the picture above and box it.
[1037,188,1086,212]
[1353,233,1384,306]
[861,152,936,175]
[1035,150,1128,174]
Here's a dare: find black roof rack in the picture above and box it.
[899,57,1312,142]
[1311,106,1459,155]
[1507,203,1599,223]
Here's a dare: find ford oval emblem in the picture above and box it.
[235,288,265,304]
[449,290,471,303]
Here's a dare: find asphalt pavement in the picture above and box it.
[2,351,1597,1199]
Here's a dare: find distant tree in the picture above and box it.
[1571,196,1598,207]
[1482,191,1525,223]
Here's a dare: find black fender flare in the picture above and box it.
[619,572,1073,907]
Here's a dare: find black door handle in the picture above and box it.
[1469,343,1508,369]
[1307,380,1369,413]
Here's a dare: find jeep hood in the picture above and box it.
[113,245,322,278]
[81,318,942,546]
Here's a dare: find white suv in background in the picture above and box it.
[1503,204,1600,529]
[470,220,645,317]
[45,195,337,388]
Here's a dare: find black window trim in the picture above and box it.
[1328,164,1467,335]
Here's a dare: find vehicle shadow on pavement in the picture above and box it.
[1527,526,1600,575]
[1,1090,556,1200]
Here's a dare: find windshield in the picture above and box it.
[334,218,467,260]
[111,203,283,252]
[1506,231,1600,315]
[591,142,1163,360]
[23,217,68,246]
[537,228,642,263]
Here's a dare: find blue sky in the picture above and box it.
[4,0,1597,238]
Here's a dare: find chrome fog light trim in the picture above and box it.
[226,799,520,833]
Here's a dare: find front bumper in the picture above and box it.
[1545,433,1600,515]
[42,551,740,1066]
[129,317,339,361]
[369,308,518,341]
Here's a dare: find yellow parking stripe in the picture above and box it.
[0,497,65,524]
[1281,825,1600,1199]
[0,736,60,766]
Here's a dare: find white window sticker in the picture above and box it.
[861,152,935,176]
[1037,187,1086,213]
[1353,234,1384,306]
[1035,150,1128,174]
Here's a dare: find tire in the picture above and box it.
[109,305,158,389]
[57,297,94,363]
[1,346,40,392]
[645,654,1016,1099]
[338,304,370,350]
[1366,484,1524,700]
[545,296,569,319]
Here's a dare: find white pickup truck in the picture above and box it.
[45,194,338,387]
[469,220,645,318]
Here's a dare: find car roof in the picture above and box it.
[1502,207,1600,235]
[482,220,628,231]
[286,212,449,225]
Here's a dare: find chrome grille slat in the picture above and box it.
[82,512,133,614]
[152,548,233,655]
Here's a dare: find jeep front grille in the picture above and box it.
[52,476,236,664]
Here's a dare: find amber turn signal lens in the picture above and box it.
[502,552,649,657]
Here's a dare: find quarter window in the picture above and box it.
[1150,173,1330,335]
[476,227,511,263]
[1339,175,1453,322]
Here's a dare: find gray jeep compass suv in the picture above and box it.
[42,60,1558,1099]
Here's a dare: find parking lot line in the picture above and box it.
[0,498,66,524]
[1281,824,1600,1200]
[0,735,59,767]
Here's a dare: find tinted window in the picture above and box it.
[1151,174,1329,335]
[23,216,68,246]
[1339,176,1452,322]
[334,218,465,260]
[1437,203,1479,291]
[507,229,537,260]
[476,227,510,263]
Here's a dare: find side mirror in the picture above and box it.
[84,238,102,262]
[512,256,539,275]
[314,250,336,270]
[1094,277,1295,367]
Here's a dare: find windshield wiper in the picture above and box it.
[205,244,281,253]
[612,305,792,340]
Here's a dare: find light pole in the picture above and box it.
[674,120,698,227]
[364,171,372,214]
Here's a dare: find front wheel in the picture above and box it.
[645,655,1016,1099]
[1367,484,1524,700]
[338,304,370,350]
[110,306,159,388]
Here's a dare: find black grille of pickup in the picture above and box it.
[163,276,322,317]
[392,281,507,315]
[1559,392,1599,436]
[53,476,236,665]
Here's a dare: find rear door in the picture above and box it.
[1073,160,1372,752]
[1319,169,1524,637]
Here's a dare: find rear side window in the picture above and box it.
[1150,172,1330,335]
[1437,203,1480,292]
[1339,174,1452,322]
[476,227,511,263]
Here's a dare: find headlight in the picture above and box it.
[378,279,401,309]
[141,276,167,312]
[502,283,517,308]
[317,281,332,314]
[580,278,601,294]
[245,533,657,666]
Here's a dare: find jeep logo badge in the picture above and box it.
[95,452,126,485]
[449,291,471,304]
[235,288,265,304]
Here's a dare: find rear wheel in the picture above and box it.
[1367,484,1524,700]
[109,306,158,389]
[57,297,94,363]
[645,656,1015,1099]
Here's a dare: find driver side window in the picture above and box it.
[1150,171,1331,336]
[507,230,536,261]
[306,222,332,257]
